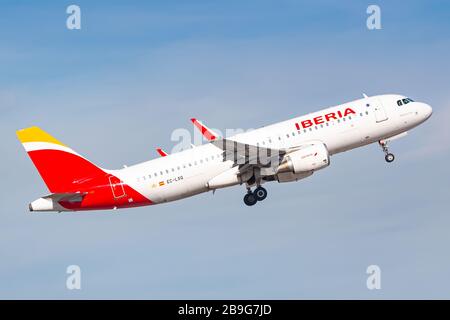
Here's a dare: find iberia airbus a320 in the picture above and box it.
[17,94,432,212]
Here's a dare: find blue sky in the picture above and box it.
[1,0,450,299]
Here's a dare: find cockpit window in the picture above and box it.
[397,98,414,106]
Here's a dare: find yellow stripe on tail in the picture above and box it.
[16,126,67,147]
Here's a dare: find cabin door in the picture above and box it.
[374,98,388,123]
[109,175,126,199]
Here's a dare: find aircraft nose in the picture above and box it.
[422,103,433,119]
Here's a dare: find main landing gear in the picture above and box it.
[379,140,395,163]
[243,186,268,206]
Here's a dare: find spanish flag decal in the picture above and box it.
[159,181,165,187]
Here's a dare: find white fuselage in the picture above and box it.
[111,94,432,205]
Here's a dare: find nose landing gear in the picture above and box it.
[379,140,395,163]
[243,186,268,206]
[385,153,395,163]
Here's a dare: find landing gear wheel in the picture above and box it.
[244,192,257,206]
[379,140,395,163]
[385,153,395,163]
[254,186,268,201]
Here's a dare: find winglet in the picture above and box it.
[363,93,369,98]
[190,118,218,141]
[156,148,168,157]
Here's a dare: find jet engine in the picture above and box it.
[277,142,330,175]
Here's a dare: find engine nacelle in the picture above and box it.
[277,142,330,174]
[276,171,313,183]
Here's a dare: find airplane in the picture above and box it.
[16,94,432,212]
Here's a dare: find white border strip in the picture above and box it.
[22,142,81,156]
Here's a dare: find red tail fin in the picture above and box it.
[16,126,106,193]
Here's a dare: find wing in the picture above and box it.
[211,138,286,172]
[210,138,324,181]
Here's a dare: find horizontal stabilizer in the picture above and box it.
[43,192,86,202]
[29,192,87,212]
